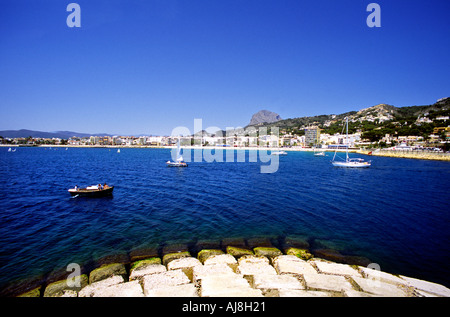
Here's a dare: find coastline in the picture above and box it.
[13,242,450,298]
[4,144,449,161]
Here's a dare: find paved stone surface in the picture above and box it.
[29,249,450,297]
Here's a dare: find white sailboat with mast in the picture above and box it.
[331,117,371,168]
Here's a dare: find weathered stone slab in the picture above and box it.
[129,264,167,281]
[167,257,202,281]
[352,276,408,297]
[253,247,282,258]
[359,266,407,286]
[204,254,237,272]
[226,246,254,258]
[399,275,450,297]
[311,260,362,278]
[273,255,318,276]
[79,275,125,297]
[91,280,144,297]
[252,274,305,290]
[303,273,354,293]
[145,283,199,297]
[200,275,263,297]
[162,251,191,266]
[142,269,190,295]
[197,249,225,263]
[89,263,127,284]
[193,263,235,282]
[237,256,277,276]
[285,248,313,261]
[43,274,88,297]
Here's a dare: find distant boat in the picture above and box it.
[68,184,114,197]
[331,117,371,168]
[271,150,287,156]
[313,145,325,156]
[117,149,120,153]
[166,140,188,167]
[8,148,11,152]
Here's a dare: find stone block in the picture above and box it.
[273,255,318,276]
[399,275,450,297]
[237,256,277,277]
[359,266,407,286]
[252,274,305,290]
[352,276,407,297]
[43,274,88,297]
[204,254,237,271]
[193,263,235,282]
[200,275,263,297]
[303,273,354,293]
[129,264,167,281]
[226,246,254,258]
[162,251,191,266]
[142,269,190,295]
[311,260,362,277]
[79,275,125,297]
[167,257,202,281]
[253,247,282,258]
[89,263,127,284]
[91,280,144,297]
[145,283,199,297]
[285,248,313,261]
[197,249,225,263]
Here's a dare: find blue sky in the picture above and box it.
[0,0,449,135]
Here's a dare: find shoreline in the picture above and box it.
[3,144,449,161]
[11,240,450,298]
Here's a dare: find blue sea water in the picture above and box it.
[0,147,449,293]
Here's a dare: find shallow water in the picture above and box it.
[0,147,449,291]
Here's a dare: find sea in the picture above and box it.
[0,146,449,294]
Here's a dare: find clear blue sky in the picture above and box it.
[1,0,449,135]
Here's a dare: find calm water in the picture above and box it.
[0,147,449,292]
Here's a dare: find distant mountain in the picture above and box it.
[0,129,112,139]
[248,110,282,126]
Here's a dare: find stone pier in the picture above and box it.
[19,246,450,297]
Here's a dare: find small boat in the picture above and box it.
[68,185,114,197]
[271,150,287,155]
[331,117,371,168]
[166,139,188,167]
[314,152,326,156]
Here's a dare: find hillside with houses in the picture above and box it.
[1,97,449,151]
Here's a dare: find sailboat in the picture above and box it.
[166,139,188,167]
[331,117,371,168]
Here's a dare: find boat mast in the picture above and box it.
[345,117,349,161]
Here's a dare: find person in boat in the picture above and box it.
[74,185,78,191]
[98,184,103,190]
[103,183,109,189]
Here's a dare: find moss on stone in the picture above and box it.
[286,247,313,261]
[253,247,282,258]
[162,251,191,266]
[43,274,88,297]
[197,249,224,263]
[226,246,254,258]
[89,263,127,284]
[130,257,161,272]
